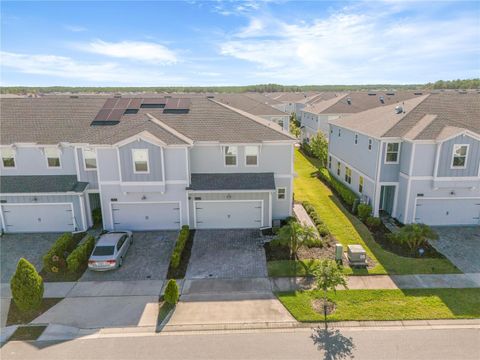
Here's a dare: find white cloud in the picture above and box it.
[219,5,480,83]
[0,51,185,85]
[78,39,178,64]
[64,25,87,32]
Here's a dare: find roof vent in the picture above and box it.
[70,95,79,99]
[114,94,122,98]
[368,93,376,96]
[346,97,352,105]
[206,95,215,98]
[414,92,423,95]
[386,92,395,96]
[395,105,403,114]
[379,96,385,104]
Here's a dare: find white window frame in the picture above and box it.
[345,166,352,184]
[354,133,358,145]
[82,148,97,171]
[336,161,341,176]
[328,155,332,169]
[368,138,372,151]
[45,147,61,168]
[450,144,469,169]
[132,149,150,174]
[1,148,16,168]
[384,142,401,164]
[245,145,259,167]
[277,187,286,201]
[224,146,238,167]
[359,176,364,193]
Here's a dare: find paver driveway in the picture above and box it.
[431,226,480,273]
[186,229,268,279]
[80,231,177,281]
[0,233,60,283]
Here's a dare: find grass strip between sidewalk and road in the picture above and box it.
[269,149,460,276]
[277,288,480,322]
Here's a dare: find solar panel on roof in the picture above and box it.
[128,98,142,109]
[94,108,112,121]
[115,98,131,108]
[106,108,125,121]
[104,98,118,108]
[142,97,166,105]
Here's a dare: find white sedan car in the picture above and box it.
[88,231,133,271]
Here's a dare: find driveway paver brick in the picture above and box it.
[186,229,268,279]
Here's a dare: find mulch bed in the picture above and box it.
[166,230,195,279]
[7,298,63,326]
[9,325,47,341]
[311,299,336,315]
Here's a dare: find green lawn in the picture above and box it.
[277,288,480,322]
[268,149,460,276]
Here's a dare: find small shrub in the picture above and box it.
[66,235,95,273]
[357,204,372,222]
[317,224,330,237]
[305,236,323,248]
[43,233,76,273]
[164,279,179,305]
[318,168,357,207]
[92,208,102,226]
[388,223,438,253]
[366,216,382,230]
[302,201,315,214]
[170,226,190,269]
[301,140,313,157]
[10,258,44,312]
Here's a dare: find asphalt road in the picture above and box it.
[1,326,479,360]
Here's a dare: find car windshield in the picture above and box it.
[92,246,115,256]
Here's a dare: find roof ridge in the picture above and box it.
[146,113,194,145]
[209,99,296,140]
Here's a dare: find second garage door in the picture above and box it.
[1,203,75,233]
[111,202,181,231]
[415,198,480,226]
[195,200,263,229]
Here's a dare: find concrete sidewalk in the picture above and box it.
[271,273,480,292]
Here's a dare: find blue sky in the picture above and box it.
[1,1,479,86]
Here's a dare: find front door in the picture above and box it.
[380,185,395,216]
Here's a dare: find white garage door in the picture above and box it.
[195,200,263,229]
[1,203,74,233]
[111,202,181,231]
[415,198,480,226]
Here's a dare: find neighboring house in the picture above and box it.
[212,94,290,131]
[0,96,295,233]
[300,91,425,141]
[267,92,319,115]
[327,93,480,226]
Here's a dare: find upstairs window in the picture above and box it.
[337,161,341,176]
[345,167,352,184]
[1,148,15,168]
[245,146,259,166]
[224,146,238,166]
[451,144,469,168]
[338,128,341,137]
[45,147,61,168]
[328,156,332,169]
[385,142,400,163]
[354,134,358,145]
[277,187,286,200]
[359,176,364,193]
[132,149,149,173]
[368,139,372,151]
[83,148,97,170]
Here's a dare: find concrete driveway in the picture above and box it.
[431,226,480,273]
[0,233,60,283]
[80,231,177,281]
[186,229,268,279]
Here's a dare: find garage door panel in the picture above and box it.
[415,199,480,226]
[2,204,74,233]
[112,202,180,231]
[195,201,262,229]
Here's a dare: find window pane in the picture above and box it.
[225,146,237,156]
[133,150,148,162]
[453,156,465,167]
[45,148,59,158]
[47,157,60,167]
[455,146,467,156]
[3,157,15,167]
[85,158,97,169]
[225,156,236,166]
[386,153,398,162]
[277,188,286,199]
[133,149,148,172]
[135,161,148,172]
[387,143,399,152]
[84,149,97,169]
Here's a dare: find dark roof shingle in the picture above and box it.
[0,175,88,193]
[188,173,275,191]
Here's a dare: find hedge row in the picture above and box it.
[170,226,190,269]
[42,233,77,273]
[302,201,330,237]
[66,235,96,273]
[317,168,357,207]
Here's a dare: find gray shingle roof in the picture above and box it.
[213,94,288,116]
[0,175,89,193]
[188,173,275,191]
[0,96,293,145]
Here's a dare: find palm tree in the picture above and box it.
[272,220,317,275]
[389,223,438,254]
[313,260,348,323]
